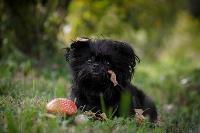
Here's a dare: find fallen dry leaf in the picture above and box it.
[83,111,108,121]
[108,70,118,86]
[134,109,146,125]
[99,113,108,121]
[83,111,96,117]
[134,109,144,115]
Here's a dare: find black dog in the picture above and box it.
[65,37,157,122]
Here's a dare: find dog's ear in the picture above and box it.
[118,42,140,73]
[130,50,140,68]
[129,48,140,74]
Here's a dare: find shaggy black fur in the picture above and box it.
[65,38,157,122]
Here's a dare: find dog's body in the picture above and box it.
[65,38,157,122]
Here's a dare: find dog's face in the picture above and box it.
[66,38,139,87]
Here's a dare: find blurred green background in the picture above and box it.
[0,0,200,132]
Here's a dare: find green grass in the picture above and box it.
[0,56,200,133]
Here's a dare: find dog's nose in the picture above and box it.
[92,63,99,68]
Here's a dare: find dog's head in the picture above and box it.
[65,37,139,87]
